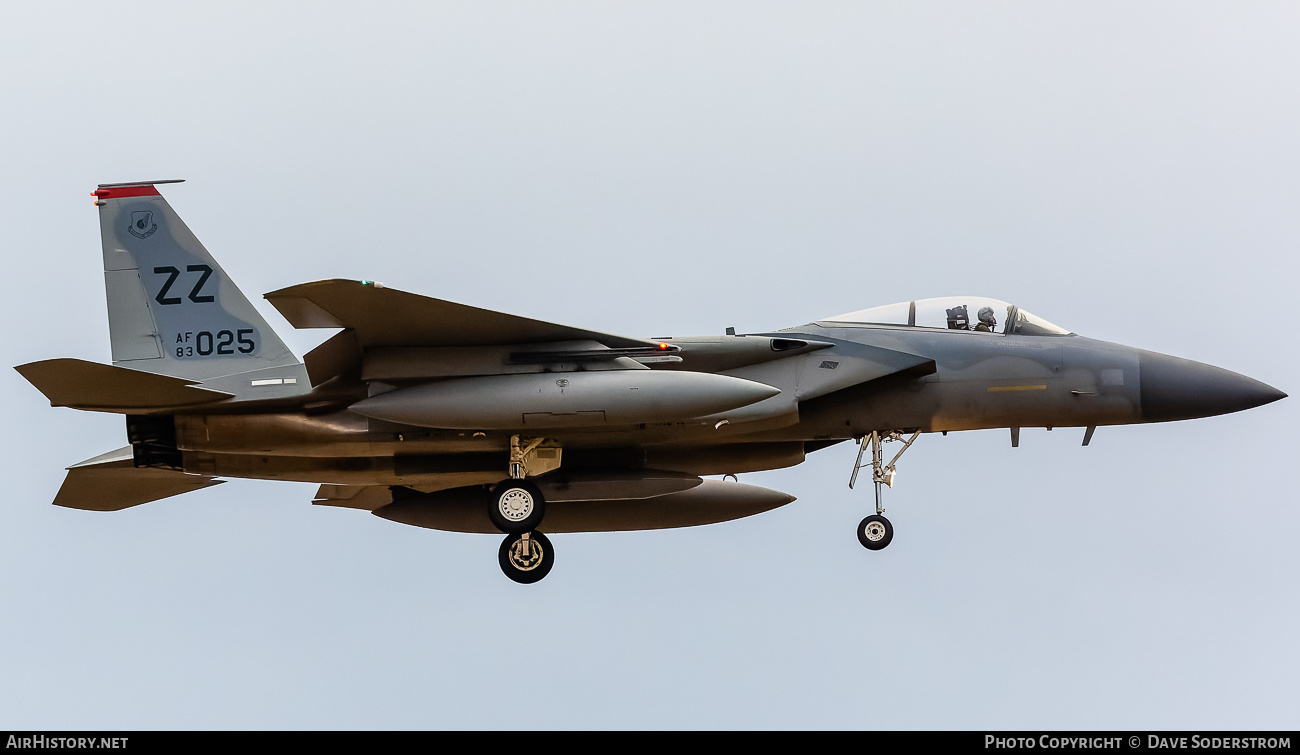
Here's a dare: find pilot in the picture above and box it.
[974,306,998,332]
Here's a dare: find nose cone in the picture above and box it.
[1140,350,1286,422]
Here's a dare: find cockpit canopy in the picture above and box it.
[821,297,1072,336]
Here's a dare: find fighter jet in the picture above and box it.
[16,180,1287,583]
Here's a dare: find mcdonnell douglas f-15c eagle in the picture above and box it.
[16,180,1287,583]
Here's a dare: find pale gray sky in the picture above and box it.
[1,2,1296,729]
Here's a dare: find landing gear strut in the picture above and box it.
[849,430,920,551]
[492,435,556,582]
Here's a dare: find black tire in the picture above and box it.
[498,531,555,584]
[857,514,893,551]
[487,480,545,534]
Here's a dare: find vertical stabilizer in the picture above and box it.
[94,181,302,383]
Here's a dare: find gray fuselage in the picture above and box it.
[166,320,1277,491]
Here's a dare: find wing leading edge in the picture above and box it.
[265,279,659,349]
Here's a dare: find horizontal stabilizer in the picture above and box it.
[15,358,233,412]
[265,279,657,349]
[54,447,222,511]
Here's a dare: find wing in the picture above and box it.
[265,279,657,349]
[265,279,662,387]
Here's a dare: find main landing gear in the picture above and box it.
[488,479,544,533]
[498,531,555,584]
[492,435,556,583]
[849,430,920,552]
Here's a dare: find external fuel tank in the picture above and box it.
[348,370,780,429]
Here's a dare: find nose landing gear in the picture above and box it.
[849,430,920,551]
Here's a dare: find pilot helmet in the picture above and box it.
[978,306,997,325]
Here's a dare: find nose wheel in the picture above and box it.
[499,531,555,584]
[857,514,893,550]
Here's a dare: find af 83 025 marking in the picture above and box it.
[173,328,256,358]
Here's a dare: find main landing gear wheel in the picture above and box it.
[488,480,545,534]
[498,531,555,584]
[857,514,894,551]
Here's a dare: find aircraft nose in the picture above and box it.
[1139,350,1286,422]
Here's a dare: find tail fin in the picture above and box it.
[94,180,302,383]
